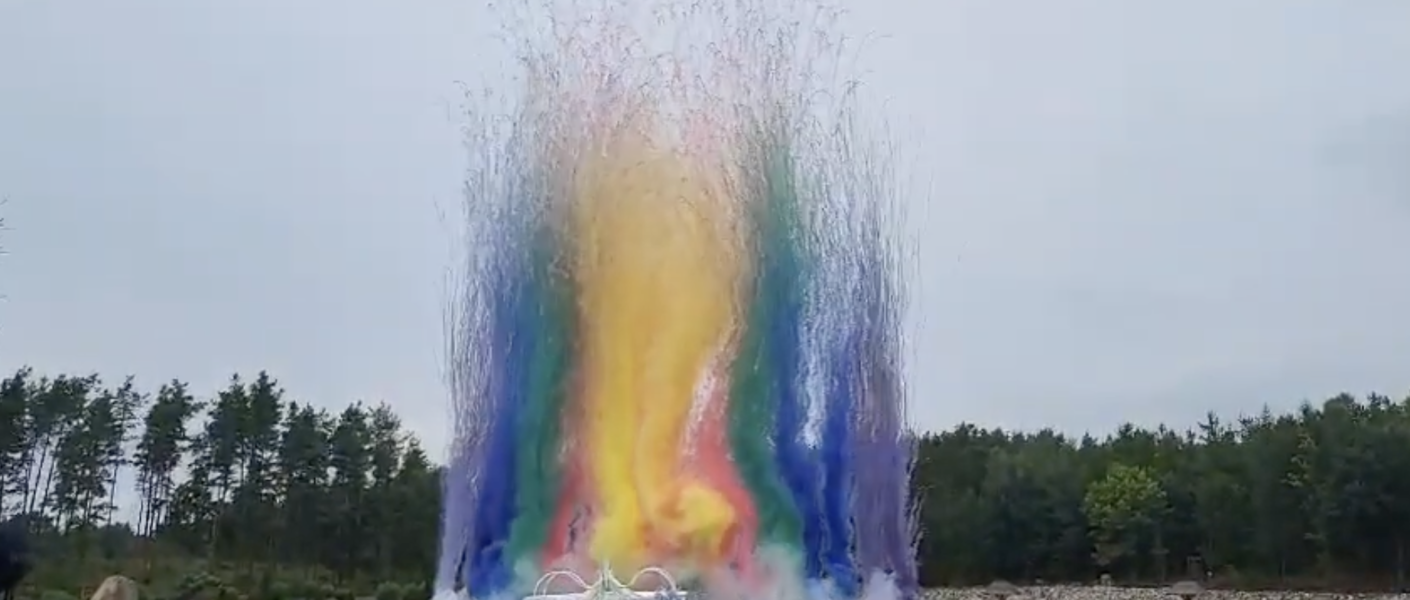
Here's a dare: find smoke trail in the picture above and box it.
[436,293,485,593]
[435,446,475,592]
[817,294,859,596]
[758,134,827,580]
[866,127,918,598]
[438,87,535,595]
[626,115,743,565]
[501,223,575,582]
[573,116,745,569]
[467,235,530,596]
[543,440,585,563]
[573,126,653,569]
[463,106,554,595]
[684,357,759,575]
[728,119,805,556]
[805,135,867,596]
[874,223,918,600]
[836,106,916,598]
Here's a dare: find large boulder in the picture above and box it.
[88,576,139,600]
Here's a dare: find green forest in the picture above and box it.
[2,367,1409,597]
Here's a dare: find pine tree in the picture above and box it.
[197,375,245,557]
[48,374,103,530]
[232,371,284,563]
[390,438,439,578]
[23,374,86,516]
[0,368,32,517]
[326,403,371,577]
[134,380,200,536]
[366,403,404,577]
[102,377,147,525]
[276,402,331,566]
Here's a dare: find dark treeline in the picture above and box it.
[2,367,1409,592]
[0,368,439,591]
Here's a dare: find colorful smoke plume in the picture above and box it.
[437,1,917,598]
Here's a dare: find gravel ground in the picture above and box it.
[918,587,1410,600]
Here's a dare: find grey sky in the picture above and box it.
[2,0,1410,464]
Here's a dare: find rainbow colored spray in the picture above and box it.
[436,1,917,599]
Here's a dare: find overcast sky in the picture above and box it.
[3,0,1410,464]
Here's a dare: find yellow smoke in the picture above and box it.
[571,113,742,570]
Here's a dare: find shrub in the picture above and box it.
[39,590,78,600]
[373,582,402,600]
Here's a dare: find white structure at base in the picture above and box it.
[525,562,683,600]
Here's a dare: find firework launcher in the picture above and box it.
[430,564,686,600]
[525,563,685,600]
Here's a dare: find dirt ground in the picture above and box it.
[920,587,1410,600]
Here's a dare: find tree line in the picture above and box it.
[0,368,438,586]
[2,367,1409,591]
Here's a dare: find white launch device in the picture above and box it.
[524,562,684,600]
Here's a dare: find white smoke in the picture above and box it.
[859,570,902,600]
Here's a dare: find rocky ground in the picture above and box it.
[919,587,1410,600]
